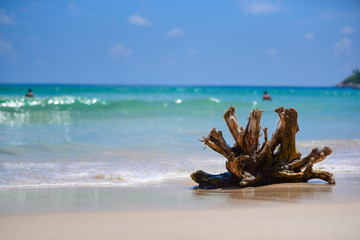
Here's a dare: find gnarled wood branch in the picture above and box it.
[223,106,245,151]
[192,106,335,189]
[287,147,333,172]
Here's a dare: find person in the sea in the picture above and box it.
[263,91,271,100]
[25,89,34,97]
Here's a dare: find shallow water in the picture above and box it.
[1,85,359,189]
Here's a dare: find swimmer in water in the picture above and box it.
[263,91,271,100]
[25,89,34,97]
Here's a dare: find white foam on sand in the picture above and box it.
[0,139,359,189]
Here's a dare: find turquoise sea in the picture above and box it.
[1,85,360,189]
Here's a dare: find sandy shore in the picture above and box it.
[1,173,360,240]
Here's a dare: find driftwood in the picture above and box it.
[191,106,335,189]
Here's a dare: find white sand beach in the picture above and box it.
[1,173,360,240]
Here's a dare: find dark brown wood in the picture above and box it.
[191,106,335,189]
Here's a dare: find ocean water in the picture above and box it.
[0,85,359,189]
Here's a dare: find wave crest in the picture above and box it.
[0,96,107,110]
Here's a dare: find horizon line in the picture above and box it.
[0,83,340,88]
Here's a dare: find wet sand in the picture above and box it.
[1,173,360,239]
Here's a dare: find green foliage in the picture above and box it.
[343,68,360,84]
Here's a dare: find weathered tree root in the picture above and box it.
[191,106,335,189]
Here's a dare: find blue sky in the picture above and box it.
[0,0,359,86]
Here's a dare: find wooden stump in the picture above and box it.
[191,106,335,189]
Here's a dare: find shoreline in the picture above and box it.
[1,172,360,239]
[0,172,359,214]
[1,138,359,191]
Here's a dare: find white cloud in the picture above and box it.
[161,53,177,67]
[187,48,196,55]
[304,32,314,40]
[242,0,280,14]
[322,10,333,19]
[68,3,77,11]
[166,28,186,37]
[0,10,15,25]
[128,13,151,26]
[0,39,13,53]
[140,3,152,15]
[35,60,47,67]
[333,38,352,56]
[110,44,132,60]
[268,48,278,60]
[322,10,360,20]
[29,36,39,43]
[68,3,82,16]
[0,37,18,62]
[340,26,354,35]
